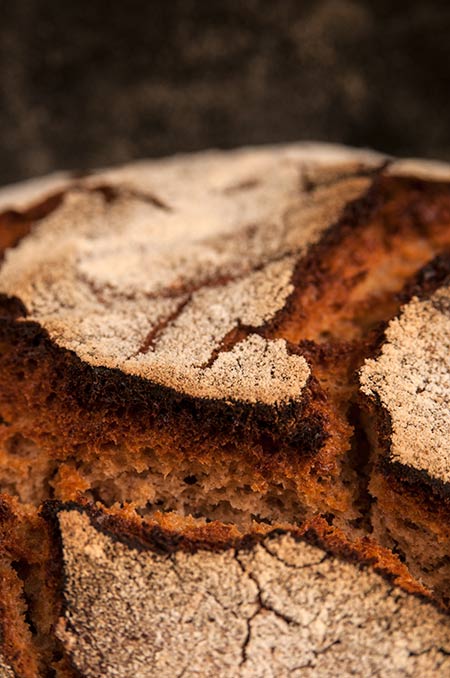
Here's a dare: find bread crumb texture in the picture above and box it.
[0,144,378,404]
[360,285,450,483]
[56,509,450,678]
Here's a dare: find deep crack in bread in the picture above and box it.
[0,144,449,677]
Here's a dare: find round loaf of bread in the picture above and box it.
[0,143,449,678]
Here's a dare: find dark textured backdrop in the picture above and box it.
[1,0,450,185]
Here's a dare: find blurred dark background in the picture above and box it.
[1,0,450,185]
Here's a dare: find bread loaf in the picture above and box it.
[0,143,449,677]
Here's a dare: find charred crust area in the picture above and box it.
[399,253,450,303]
[42,500,248,557]
[2,170,450,490]
[45,501,415,581]
[378,458,450,513]
[359,257,450,507]
[0,293,28,319]
[0,315,328,460]
[1,159,450,673]
[41,500,362,561]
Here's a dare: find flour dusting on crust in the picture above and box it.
[56,509,450,678]
[360,285,450,483]
[0,145,376,404]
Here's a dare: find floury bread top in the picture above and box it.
[0,144,379,405]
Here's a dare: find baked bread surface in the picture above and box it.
[51,503,450,678]
[0,143,450,677]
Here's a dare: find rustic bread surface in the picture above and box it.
[0,144,450,677]
[49,503,450,678]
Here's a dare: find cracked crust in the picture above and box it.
[50,505,450,678]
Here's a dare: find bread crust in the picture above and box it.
[1,144,450,676]
[40,501,450,678]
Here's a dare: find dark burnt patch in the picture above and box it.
[399,253,450,304]
[0,314,328,460]
[379,458,450,510]
[43,501,441,611]
[0,294,27,319]
[361,382,450,523]
[42,500,247,557]
[359,250,450,507]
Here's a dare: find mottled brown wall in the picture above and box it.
[1,0,450,184]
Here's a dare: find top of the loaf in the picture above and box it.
[0,143,381,405]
